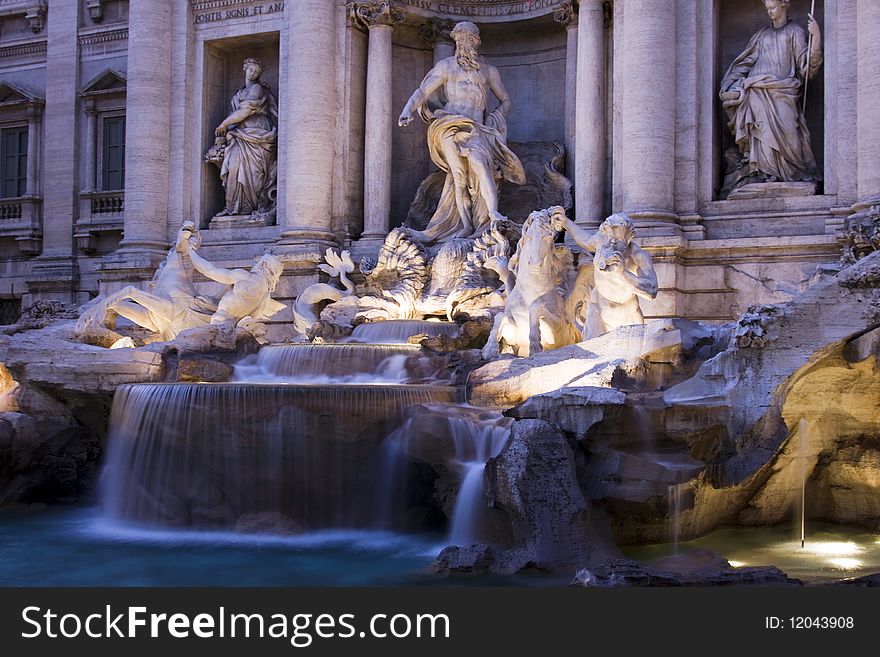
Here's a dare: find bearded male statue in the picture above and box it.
[398,21,525,244]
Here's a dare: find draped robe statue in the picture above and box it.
[398,21,525,244]
[207,57,278,221]
[719,0,823,194]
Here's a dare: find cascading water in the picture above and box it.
[667,483,685,551]
[379,407,511,544]
[632,405,656,452]
[103,382,459,529]
[350,320,461,344]
[233,343,449,384]
[101,337,461,533]
[447,416,511,545]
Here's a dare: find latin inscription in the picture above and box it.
[401,0,559,17]
[194,2,285,25]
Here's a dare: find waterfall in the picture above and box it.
[448,415,511,545]
[234,343,450,384]
[379,408,511,544]
[350,320,461,344]
[668,482,687,551]
[102,362,460,531]
[632,405,655,452]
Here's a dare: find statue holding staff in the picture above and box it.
[719,0,822,194]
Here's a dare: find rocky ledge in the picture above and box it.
[0,321,258,505]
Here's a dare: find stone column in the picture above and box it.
[25,0,78,301]
[83,103,98,192]
[351,3,405,243]
[574,0,606,229]
[278,0,339,245]
[25,107,41,196]
[555,2,578,188]
[856,0,880,210]
[618,1,677,231]
[422,17,454,65]
[117,0,172,256]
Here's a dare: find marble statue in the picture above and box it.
[205,57,278,222]
[398,21,526,243]
[291,249,356,334]
[558,213,658,340]
[76,222,218,342]
[180,240,286,330]
[719,0,822,195]
[355,226,508,323]
[482,207,580,358]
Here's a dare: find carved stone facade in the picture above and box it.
[0,0,874,330]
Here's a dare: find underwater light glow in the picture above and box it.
[728,560,746,568]
[827,557,861,570]
[804,541,862,556]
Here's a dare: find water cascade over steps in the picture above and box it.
[378,407,512,543]
[101,336,508,538]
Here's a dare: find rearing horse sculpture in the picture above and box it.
[482,207,581,358]
[75,222,220,343]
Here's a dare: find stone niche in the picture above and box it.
[388,14,566,232]
[200,32,280,228]
[716,0,825,199]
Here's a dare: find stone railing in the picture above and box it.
[90,190,125,215]
[76,190,125,253]
[78,190,125,223]
[0,197,22,221]
[0,195,42,254]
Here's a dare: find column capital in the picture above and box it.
[420,17,455,47]
[554,1,577,27]
[347,2,405,32]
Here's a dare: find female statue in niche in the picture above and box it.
[719,0,822,196]
[206,57,278,221]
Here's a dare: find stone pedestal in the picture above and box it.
[727,182,818,201]
[209,213,275,230]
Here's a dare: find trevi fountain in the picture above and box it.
[0,0,878,588]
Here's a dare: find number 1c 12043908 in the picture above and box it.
[790,617,854,629]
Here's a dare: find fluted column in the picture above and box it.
[555,2,578,204]
[351,2,405,242]
[117,0,172,255]
[856,0,880,210]
[619,0,677,229]
[574,0,606,229]
[422,17,454,65]
[278,0,338,244]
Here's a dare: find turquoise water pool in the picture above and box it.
[0,507,444,587]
